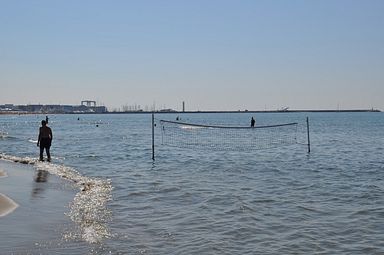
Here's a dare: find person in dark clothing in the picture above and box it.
[37,120,53,162]
[251,117,256,127]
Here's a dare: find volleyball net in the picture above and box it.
[158,120,300,151]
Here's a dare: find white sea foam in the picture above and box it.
[0,154,36,165]
[0,153,113,244]
[180,125,205,130]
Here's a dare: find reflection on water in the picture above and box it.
[32,170,49,197]
[35,169,49,183]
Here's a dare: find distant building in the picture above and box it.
[159,108,177,112]
[0,101,107,114]
[0,104,15,111]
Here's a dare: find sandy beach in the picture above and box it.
[0,193,19,217]
[0,168,19,217]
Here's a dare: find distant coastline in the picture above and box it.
[106,109,382,114]
[0,103,107,114]
[1,102,381,115]
[0,109,381,115]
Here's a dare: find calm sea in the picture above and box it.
[0,112,383,254]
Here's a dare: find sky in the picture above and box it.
[1,0,383,111]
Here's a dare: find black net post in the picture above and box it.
[306,117,311,153]
[152,113,155,160]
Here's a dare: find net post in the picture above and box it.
[152,113,155,160]
[306,117,311,153]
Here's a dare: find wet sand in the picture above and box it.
[0,168,7,178]
[0,168,19,217]
[0,193,19,217]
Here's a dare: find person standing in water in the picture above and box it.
[37,120,53,162]
[251,117,256,127]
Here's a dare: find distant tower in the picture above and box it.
[182,101,185,112]
[81,100,96,107]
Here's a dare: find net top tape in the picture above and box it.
[159,120,298,129]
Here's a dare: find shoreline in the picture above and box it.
[0,168,18,217]
[0,158,79,253]
[0,154,113,245]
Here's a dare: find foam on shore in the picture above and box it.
[0,153,113,244]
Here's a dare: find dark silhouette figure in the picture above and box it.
[251,117,256,127]
[45,115,49,124]
[37,120,53,162]
[35,169,49,182]
[32,170,49,198]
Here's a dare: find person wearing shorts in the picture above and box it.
[37,120,53,162]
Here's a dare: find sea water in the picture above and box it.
[0,112,383,254]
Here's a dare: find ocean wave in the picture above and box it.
[0,131,18,140]
[0,153,113,244]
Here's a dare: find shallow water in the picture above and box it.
[0,112,383,254]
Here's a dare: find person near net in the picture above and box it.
[37,120,53,162]
[251,117,256,127]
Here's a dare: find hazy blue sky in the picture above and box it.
[1,0,383,111]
